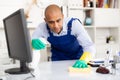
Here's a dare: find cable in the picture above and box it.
[24,67,35,80]
[30,71,35,78]
[24,72,35,80]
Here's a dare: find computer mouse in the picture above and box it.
[96,66,109,74]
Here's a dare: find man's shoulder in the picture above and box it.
[64,17,72,22]
[64,17,73,25]
[36,21,47,30]
[37,21,46,28]
[64,17,81,23]
[38,21,46,26]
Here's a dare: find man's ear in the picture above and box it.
[62,14,64,18]
[44,18,47,22]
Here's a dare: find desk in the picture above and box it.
[1,60,120,80]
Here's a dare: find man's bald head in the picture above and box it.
[44,4,64,34]
[44,4,63,18]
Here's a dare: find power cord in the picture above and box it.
[24,71,35,80]
[24,68,35,80]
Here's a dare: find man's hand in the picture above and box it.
[72,60,88,68]
[80,52,92,63]
[32,39,46,50]
[72,52,92,68]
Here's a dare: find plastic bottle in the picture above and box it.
[104,50,110,67]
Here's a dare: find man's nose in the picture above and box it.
[54,22,59,28]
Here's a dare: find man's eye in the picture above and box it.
[57,19,61,22]
[49,21,54,24]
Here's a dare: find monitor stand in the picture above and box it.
[5,61,32,74]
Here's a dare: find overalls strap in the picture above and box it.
[67,18,82,35]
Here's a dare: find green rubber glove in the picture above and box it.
[72,60,88,68]
[32,39,46,50]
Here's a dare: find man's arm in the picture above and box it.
[72,19,96,68]
[31,23,48,50]
[72,19,96,58]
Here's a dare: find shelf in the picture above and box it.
[69,7,94,10]
[67,0,120,58]
[83,7,94,10]
[96,0,119,9]
[94,8,120,26]
[95,27,119,44]
[84,25,94,28]
[95,26,119,28]
[95,44,119,58]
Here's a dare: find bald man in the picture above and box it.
[32,4,95,68]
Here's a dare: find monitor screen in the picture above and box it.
[3,9,32,74]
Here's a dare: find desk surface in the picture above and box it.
[1,60,120,80]
[35,60,120,80]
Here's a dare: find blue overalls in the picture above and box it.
[47,18,83,61]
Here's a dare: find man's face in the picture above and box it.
[44,11,64,34]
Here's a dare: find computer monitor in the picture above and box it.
[3,9,32,74]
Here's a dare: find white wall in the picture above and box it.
[0,0,64,63]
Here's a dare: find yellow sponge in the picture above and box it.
[68,66,91,73]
